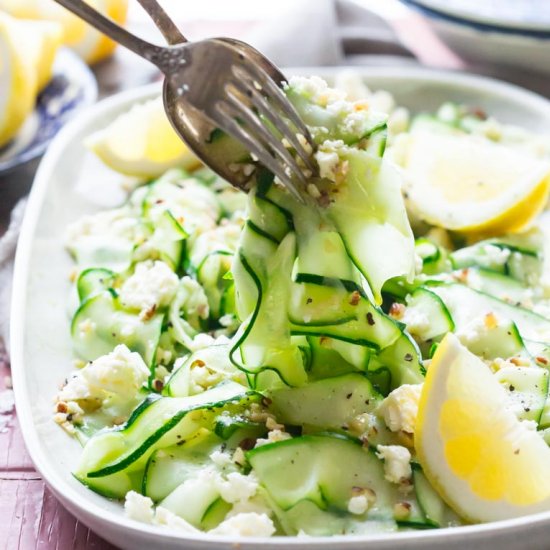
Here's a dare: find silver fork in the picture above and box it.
[54,0,316,201]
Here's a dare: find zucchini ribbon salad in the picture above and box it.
[55,73,550,537]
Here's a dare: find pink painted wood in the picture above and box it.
[0,353,118,550]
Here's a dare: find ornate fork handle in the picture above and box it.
[136,0,186,45]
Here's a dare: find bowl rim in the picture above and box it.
[10,65,550,547]
[399,0,550,38]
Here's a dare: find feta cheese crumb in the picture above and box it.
[401,306,430,338]
[314,139,346,183]
[482,244,511,267]
[378,384,423,434]
[189,363,225,394]
[124,491,199,533]
[124,491,155,524]
[153,506,199,533]
[255,429,292,447]
[347,494,369,515]
[209,513,275,537]
[57,344,149,411]
[288,76,345,107]
[376,445,412,484]
[119,261,178,316]
[210,449,234,469]
[217,472,259,504]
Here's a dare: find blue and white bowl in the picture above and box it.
[400,0,550,74]
[0,47,97,175]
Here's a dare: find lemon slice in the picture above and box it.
[401,130,550,238]
[416,332,550,523]
[0,11,62,147]
[0,0,128,64]
[86,97,202,178]
[23,19,63,90]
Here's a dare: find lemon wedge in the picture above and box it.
[416,332,550,523]
[23,19,63,91]
[86,97,201,178]
[0,0,128,64]
[401,130,550,238]
[0,11,61,147]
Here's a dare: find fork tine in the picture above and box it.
[224,86,309,187]
[230,77,316,174]
[213,103,305,203]
[232,63,313,144]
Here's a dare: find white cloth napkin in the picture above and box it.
[0,199,26,355]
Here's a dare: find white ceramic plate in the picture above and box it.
[11,67,550,550]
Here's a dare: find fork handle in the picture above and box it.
[136,0,187,45]
[53,0,180,73]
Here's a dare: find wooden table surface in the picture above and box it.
[1,2,549,549]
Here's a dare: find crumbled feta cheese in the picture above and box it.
[314,139,346,183]
[210,449,234,469]
[376,445,412,484]
[288,76,345,107]
[147,178,220,235]
[217,472,259,504]
[348,411,379,438]
[226,495,273,519]
[401,306,430,338]
[187,333,216,352]
[189,363,225,394]
[153,506,199,533]
[482,244,511,267]
[219,313,237,328]
[65,208,140,247]
[178,276,210,322]
[378,384,423,434]
[124,491,199,533]
[347,495,369,515]
[119,261,178,316]
[57,345,149,410]
[124,491,155,524]
[255,429,292,447]
[456,313,506,349]
[209,513,275,537]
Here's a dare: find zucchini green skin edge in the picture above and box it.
[77,268,116,302]
[77,383,260,480]
[231,184,424,391]
[246,432,432,530]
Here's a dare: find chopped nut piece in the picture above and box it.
[389,303,405,319]
[393,501,412,520]
[484,312,498,329]
[266,416,284,431]
[307,183,321,199]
